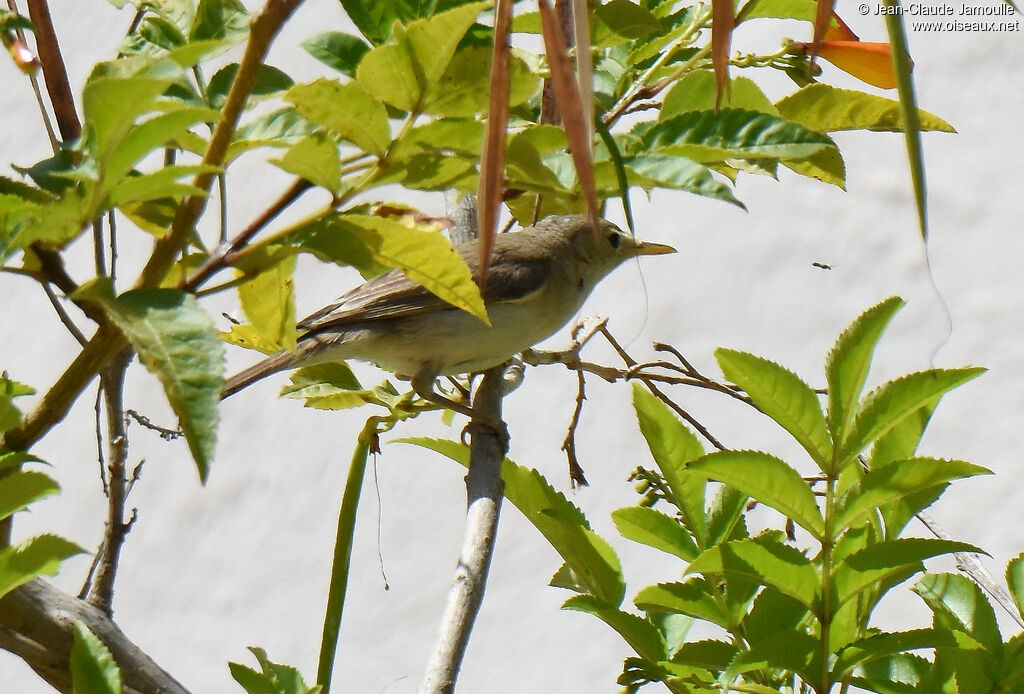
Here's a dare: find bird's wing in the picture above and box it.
[297,244,551,333]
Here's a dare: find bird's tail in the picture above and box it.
[222,350,298,400]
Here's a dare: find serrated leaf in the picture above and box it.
[564,594,668,660]
[82,75,178,162]
[833,628,959,678]
[687,450,824,539]
[635,580,732,629]
[661,71,777,120]
[596,0,663,38]
[71,622,122,694]
[330,215,488,323]
[302,31,371,77]
[782,146,846,188]
[355,2,490,111]
[421,46,538,117]
[716,348,831,468]
[626,152,743,206]
[838,540,983,609]
[0,471,59,521]
[109,164,218,205]
[1007,553,1024,622]
[670,638,737,670]
[279,363,370,410]
[103,106,220,185]
[835,458,990,532]
[286,79,390,155]
[207,62,292,110]
[643,109,837,163]
[842,368,985,463]
[74,280,224,481]
[612,506,699,561]
[397,437,625,606]
[777,83,955,134]
[227,108,315,161]
[914,572,1003,655]
[230,645,320,694]
[826,296,905,443]
[686,537,819,610]
[725,630,818,682]
[632,384,707,546]
[238,255,298,353]
[0,533,84,598]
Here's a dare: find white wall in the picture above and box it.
[2,1,1022,691]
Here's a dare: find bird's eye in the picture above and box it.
[605,229,622,249]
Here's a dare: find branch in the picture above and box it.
[87,349,137,616]
[26,0,81,140]
[0,579,191,694]
[419,367,507,694]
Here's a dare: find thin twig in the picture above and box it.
[26,0,81,140]
[88,348,136,616]
[125,409,183,440]
[561,368,589,487]
[182,178,312,291]
[40,283,87,347]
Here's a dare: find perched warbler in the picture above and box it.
[222,215,675,408]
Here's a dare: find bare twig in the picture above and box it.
[0,579,191,694]
[88,349,136,616]
[40,283,87,347]
[125,409,183,440]
[419,367,506,694]
[561,368,589,487]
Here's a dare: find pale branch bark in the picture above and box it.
[418,367,507,694]
[0,579,191,694]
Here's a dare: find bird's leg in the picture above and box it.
[411,369,509,450]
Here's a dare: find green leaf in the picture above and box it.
[782,147,846,189]
[279,363,371,410]
[725,630,818,682]
[302,32,371,78]
[826,297,905,444]
[0,534,83,599]
[74,280,224,482]
[0,471,59,521]
[355,2,490,112]
[915,572,1003,654]
[838,539,983,608]
[777,84,955,134]
[421,46,538,117]
[71,622,122,694]
[642,109,837,163]
[397,437,626,606]
[206,62,293,109]
[237,255,298,353]
[271,132,341,194]
[563,594,668,661]
[191,0,250,43]
[104,106,219,184]
[834,628,959,679]
[634,579,732,629]
[687,450,824,539]
[715,348,831,468]
[1007,553,1024,622]
[686,537,819,610]
[325,214,488,323]
[842,368,985,463]
[671,638,737,670]
[612,506,700,561]
[625,152,743,207]
[229,646,321,694]
[596,0,664,38]
[632,384,707,546]
[737,0,818,21]
[835,458,990,532]
[109,164,218,206]
[661,71,777,120]
[389,118,484,159]
[227,108,316,161]
[82,75,178,163]
[286,79,390,155]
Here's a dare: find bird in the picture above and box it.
[221,214,675,414]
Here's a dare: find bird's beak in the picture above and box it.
[633,240,676,256]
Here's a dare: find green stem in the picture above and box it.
[316,418,380,692]
[819,471,837,694]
